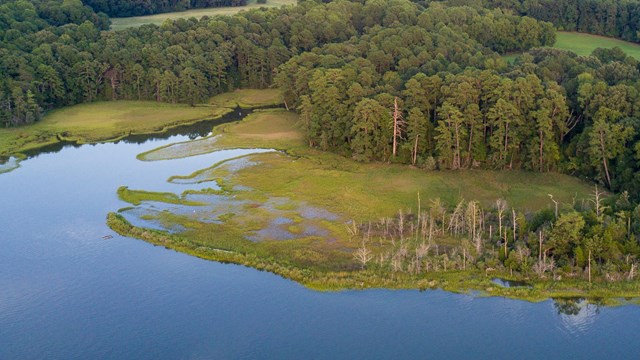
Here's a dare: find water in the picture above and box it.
[1,120,640,359]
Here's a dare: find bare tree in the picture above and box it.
[589,184,607,219]
[354,245,373,269]
[496,199,507,239]
[548,193,558,219]
[392,97,405,157]
[512,208,517,242]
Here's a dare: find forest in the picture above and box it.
[4,0,640,283]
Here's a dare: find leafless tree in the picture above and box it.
[354,245,373,269]
[589,184,607,219]
[392,97,405,157]
[496,199,507,239]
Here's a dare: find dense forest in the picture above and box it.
[4,0,640,281]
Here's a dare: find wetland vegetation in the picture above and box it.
[5,0,640,301]
[108,106,640,300]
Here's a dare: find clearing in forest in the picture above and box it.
[110,0,297,30]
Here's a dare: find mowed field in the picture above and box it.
[110,0,297,30]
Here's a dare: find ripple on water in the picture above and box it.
[553,298,600,337]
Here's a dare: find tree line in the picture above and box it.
[483,0,640,43]
[0,0,548,125]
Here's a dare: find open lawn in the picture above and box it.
[110,0,297,30]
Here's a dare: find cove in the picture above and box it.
[1,114,640,359]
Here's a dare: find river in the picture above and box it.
[1,116,639,359]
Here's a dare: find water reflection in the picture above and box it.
[554,298,600,334]
[0,156,20,173]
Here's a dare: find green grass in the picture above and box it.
[208,88,284,108]
[554,31,640,58]
[0,89,282,157]
[108,212,640,299]
[137,109,300,161]
[117,186,206,206]
[110,0,297,31]
[0,101,227,156]
[503,30,640,62]
[203,110,592,217]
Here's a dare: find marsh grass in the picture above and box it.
[109,100,635,300]
[0,101,227,156]
[0,89,283,157]
[117,186,207,206]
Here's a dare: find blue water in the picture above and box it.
[1,128,640,359]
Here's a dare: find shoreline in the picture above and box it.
[107,212,640,303]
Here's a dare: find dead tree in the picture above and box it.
[512,208,517,243]
[496,199,507,239]
[392,97,405,158]
[590,184,606,219]
[354,246,373,269]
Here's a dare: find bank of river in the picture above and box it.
[1,104,640,358]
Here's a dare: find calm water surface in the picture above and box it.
[1,122,640,359]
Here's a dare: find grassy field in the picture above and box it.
[504,31,640,62]
[110,0,297,30]
[209,88,284,108]
[0,101,226,156]
[554,31,640,58]
[0,90,283,157]
[154,109,593,215]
